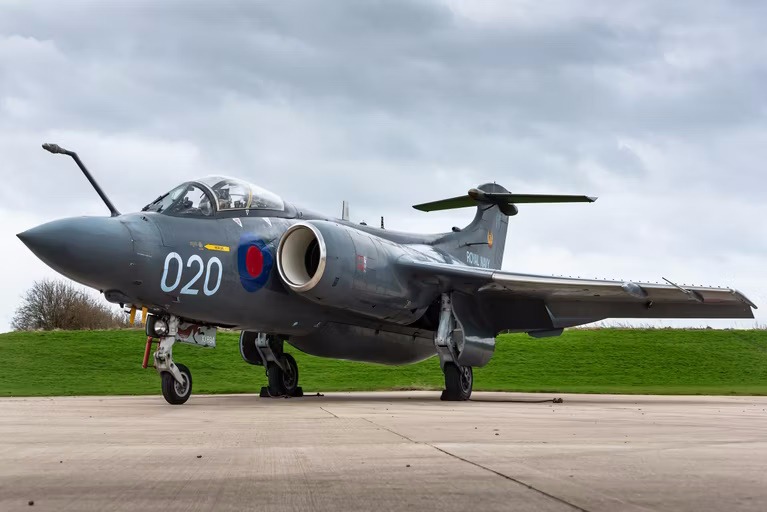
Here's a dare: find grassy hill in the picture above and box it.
[0,329,766,396]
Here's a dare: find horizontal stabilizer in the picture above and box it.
[483,193,597,204]
[412,195,476,212]
[413,188,597,212]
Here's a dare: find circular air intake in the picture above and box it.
[276,223,327,292]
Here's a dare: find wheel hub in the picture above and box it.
[460,366,472,394]
[283,369,296,389]
[174,374,189,396]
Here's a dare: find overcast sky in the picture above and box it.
[1,0,764,331]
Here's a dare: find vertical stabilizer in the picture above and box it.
[435,183,510,270]
[413,183,595,270]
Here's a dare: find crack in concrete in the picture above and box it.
[319,406,339,418]
[362,418,591,512]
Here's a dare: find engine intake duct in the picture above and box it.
[277,223,326,293]
[275,220,426,324]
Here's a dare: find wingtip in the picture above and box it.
[733,290,758,310]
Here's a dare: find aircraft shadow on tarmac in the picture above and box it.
[184,393,563,406]
[180,392,755,408]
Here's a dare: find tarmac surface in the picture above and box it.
[1,392,766,512]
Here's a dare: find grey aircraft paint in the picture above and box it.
[17,145,757,403]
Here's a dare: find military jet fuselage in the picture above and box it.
[18,144,756,405]
[19,173,506,367]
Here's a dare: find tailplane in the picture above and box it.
[416,183,596,270]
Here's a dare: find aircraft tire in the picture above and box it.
[441,362,472,401]
[280,354,300,396]
[267,361,286,396]
[161,363,192,405]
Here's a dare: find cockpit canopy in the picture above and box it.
[142,176,284,216]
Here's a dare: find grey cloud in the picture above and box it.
[4,2,761,136]
[0,0,764,329]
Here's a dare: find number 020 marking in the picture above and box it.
[180,255,204,295]
[204,257,222,296]
[161,252,183,292]
[161,252,222,296]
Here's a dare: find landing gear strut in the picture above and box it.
[149,316,193,405]
[146,314,216,405]
[240,331,303,397]
[434,294,473,401]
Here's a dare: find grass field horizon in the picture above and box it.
[1,328,766,397]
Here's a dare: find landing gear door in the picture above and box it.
[451,292,496,368]
[176,322,216,348]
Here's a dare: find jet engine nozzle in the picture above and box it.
[276,222,327,293]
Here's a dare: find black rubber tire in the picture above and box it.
[441,362,472,401]
[267,361,286,396]
[281,354,300,396]
[161,363,192,405]
[239,331,263,366]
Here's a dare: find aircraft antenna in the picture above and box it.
[42,143,121,217]
[341,200,350,221]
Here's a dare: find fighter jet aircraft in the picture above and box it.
[18,144,757,404]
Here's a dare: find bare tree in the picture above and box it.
[11,279,131,330]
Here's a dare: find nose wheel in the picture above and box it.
[152,328,193,405]
[161,363,192,405]
[145,314,216,405]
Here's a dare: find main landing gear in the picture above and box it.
[434,294,473,401]
[442,362,473,401]
[145,314,216,405]
[240,331,303,397]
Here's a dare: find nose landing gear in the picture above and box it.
[145,314,216,405]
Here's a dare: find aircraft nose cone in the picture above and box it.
[18,217,133,290]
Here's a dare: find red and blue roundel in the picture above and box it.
[237,235,273,292]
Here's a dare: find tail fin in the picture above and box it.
[431,183,511,270]
[416,183,596,270]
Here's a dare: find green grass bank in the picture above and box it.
[1,329,765,397]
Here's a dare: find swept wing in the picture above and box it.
[397,259,756,330]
